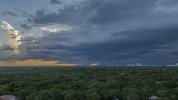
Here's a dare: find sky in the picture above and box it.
[0,0,178,66]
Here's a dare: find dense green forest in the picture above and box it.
[0,67,178,100]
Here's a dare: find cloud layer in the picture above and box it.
[0,0,178,65]
[1,21,22,55]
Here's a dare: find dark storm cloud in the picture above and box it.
[14,0,178,65]
[30,5,86,25]
[50,0,61,4]
[88,0,156,25]
[21,24,178,65]
[30,0,158,25]
[3,11,18,17]
[67,25,178,64]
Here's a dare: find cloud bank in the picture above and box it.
[1,0,178,65]
[0,21,22,55]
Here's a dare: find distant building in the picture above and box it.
[136,63,143,66]
[89,64,98,67]
[149,95,159,100]
[0,95,18,100]
[155,81,161,84]
[167,63,178,66]
[127,63,143,66]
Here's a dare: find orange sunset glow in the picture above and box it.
[0,59,77,66]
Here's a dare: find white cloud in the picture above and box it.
[53,0,84,9]
[40,27,58,33]
[40,24,72,33]
[0,21,22,55]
